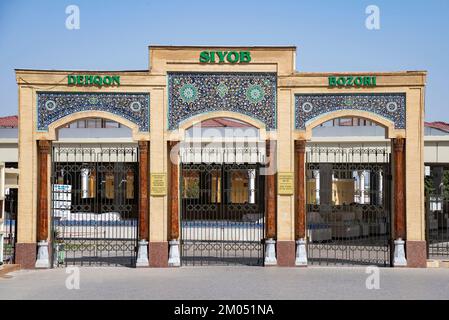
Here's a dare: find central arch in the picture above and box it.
[176,112,268,266]
[177,110,268,141]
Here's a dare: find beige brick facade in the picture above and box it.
[15,46,426,267]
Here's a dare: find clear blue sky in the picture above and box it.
[0,0,448,120]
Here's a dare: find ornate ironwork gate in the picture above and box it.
[306,146,392,266]
[426,194,449,258]
[180,163,265,266]
[51,146,139,267]
[2,189,18,264]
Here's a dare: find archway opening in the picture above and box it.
[55,117,133,142]
[179,117,266,266]
[51,117,139,267]
[305,116,392,267]
[311,116,387,139]
[185,117,259,141]
[181,117,264,164]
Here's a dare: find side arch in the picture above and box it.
[304,109,397,140]
[42,110,147,141]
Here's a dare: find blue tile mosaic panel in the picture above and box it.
[168,73,277,130]
[37,92,150,131]
[295,93,406,130]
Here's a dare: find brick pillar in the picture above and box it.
[35,140,50,268]
[294,140,307,266]
[168,141,180,266]
[393,137,407,266]
[266,140,276,239]
[295,140,306,240]
[265,140,277,265]
[138,141,149,241]
[37,141,50,242]
[136,141,149,267]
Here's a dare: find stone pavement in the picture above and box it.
[1,266,449,300]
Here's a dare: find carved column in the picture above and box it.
[264,140,277,265]
[36,140,50,268]
[168,141,180,266]
[393,137,407,266]
[295,140,307,266]
[136,141,149,267]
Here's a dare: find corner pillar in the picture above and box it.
[35,140,50,268]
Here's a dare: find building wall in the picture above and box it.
[15,46,427,264]
[425,140,449,163]
[0,143,18,163]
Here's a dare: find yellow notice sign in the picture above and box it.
[278,172,294,195]
[151,173,167,196]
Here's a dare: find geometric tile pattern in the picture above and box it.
[37,92,150,131]
[168,73,277,130]
[295,93,406,130]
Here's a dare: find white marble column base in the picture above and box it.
[393,238,407,267]
[295,238,308,266]
[168,239,181,267]
[35,240,50,268]
[264,238,277,266]
[136,240,149,267]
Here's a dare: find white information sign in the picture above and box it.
[52,184,72,218]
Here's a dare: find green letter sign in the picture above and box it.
[68,75,121,87]
[328,76,377,87]
[199,51,252,64]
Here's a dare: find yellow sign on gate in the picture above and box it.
[278,172,294,195]
[151,173,167,196]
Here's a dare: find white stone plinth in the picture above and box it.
[168,239,181,267]
[295,238,308,266]
[264,238,277,266]
[136,240,149,267]
[35,240,50,268]
[393,238,407,267]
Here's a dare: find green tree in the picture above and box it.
[425,175,436,196]
[442,170,449,198]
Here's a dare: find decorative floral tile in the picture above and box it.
[295,93,406,130]
[168,73,277,130]
[37,92,150,131]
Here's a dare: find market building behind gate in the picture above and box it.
[9,45,429,269]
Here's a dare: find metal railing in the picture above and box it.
[426,193,449,258]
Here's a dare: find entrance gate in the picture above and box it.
[2,189,18,264]
[426,193,449,258]
[306,146,392,266]
[51,146,139,267]
[180,163,265,266]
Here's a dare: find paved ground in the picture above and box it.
[1,266,449,300]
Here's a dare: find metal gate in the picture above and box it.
[51,146,139,267]
[426,193,449,258]
[2,189,18,264]
[306,146,392,266]
[180,163,265,266]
